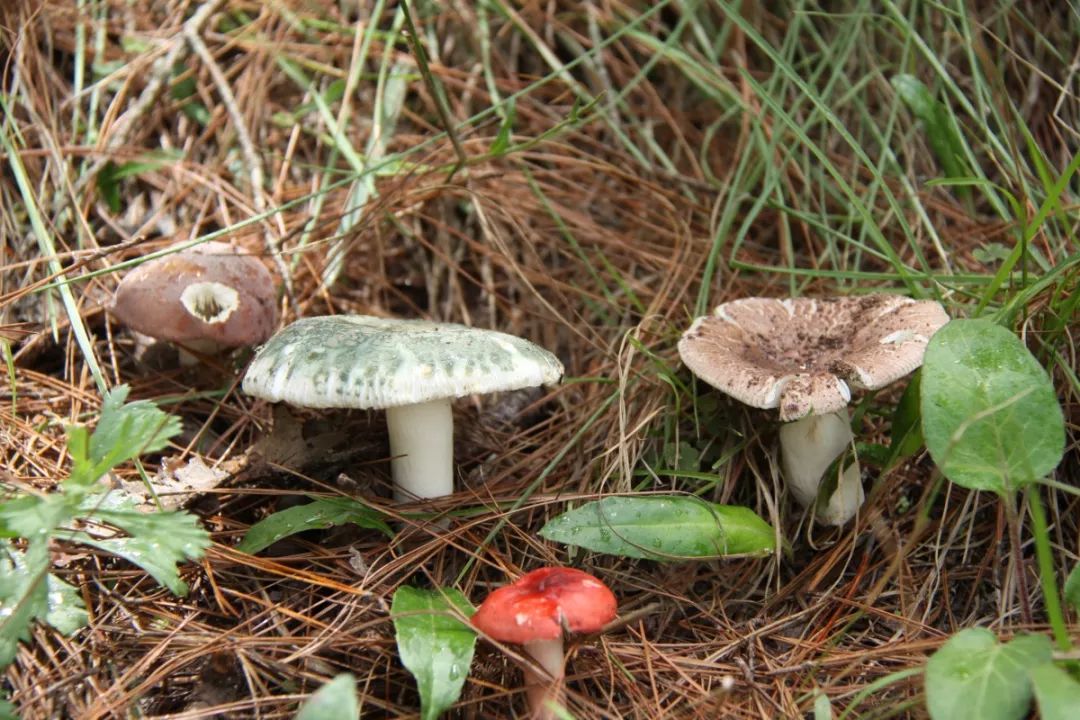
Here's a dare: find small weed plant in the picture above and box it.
[0,386,210,667]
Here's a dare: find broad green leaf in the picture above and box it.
[1029,662,1080,720]
[539,496,775,560]
[295,673,358,720]
[925,628,1051,720]
[391,586,476,720]
[236,497,392,555]
[921,320,1065,494]
[1064,563,1080,612]
[0,698,15,720]
[891,74,967,184]
[69,504,209,596]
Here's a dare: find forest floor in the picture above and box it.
[1,2,1078,718]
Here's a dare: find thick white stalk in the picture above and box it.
[522,636,565,720]
[385,399,454,502]
[778,410,857,519]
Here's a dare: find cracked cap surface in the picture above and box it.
[678,295,949,421]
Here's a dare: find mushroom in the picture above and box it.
[678,295,949,525]
[110,240,278,364]
[241,315,563,503]
[471,566,616,720]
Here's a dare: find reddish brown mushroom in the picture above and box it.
[110,241,278,364]
[472,567,616,719]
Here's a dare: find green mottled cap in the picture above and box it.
[242,315,564,409]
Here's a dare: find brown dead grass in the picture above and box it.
[1,1,1077,719]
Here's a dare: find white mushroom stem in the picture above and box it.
[176,338,225,366]
[779,410,863,525]
[522,636,565,720]
[385,398,454,503]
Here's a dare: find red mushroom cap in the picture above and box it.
[471,567,617,645]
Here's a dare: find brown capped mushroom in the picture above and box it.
[678,295,949,525]
[110,241,278,364]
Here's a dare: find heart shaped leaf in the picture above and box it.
[925,628,1051,720]
[392,586,476,720]
[539,496,775,560]
[921,319,1065,494]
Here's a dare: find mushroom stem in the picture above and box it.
[385,399,454,503]
[778,410,857,516]
[522,636,565,720]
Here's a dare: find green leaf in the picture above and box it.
[236,496,393,555]
[0,540,54,667]
[0,698,15,720]
[489,97,516,156]
[391,586,476,720]
[96,161,123,213]
[294,673,358,720]
[83,386,182,482]
[70,500,210,596]
[887,370,924,466]
[925,628,1051,720]
[1064,563,1080,613]
[0,494,71,540]
[43,573,88,635]
[813,692,833,720]
[920,320,1065,494]
[891,74,967,184]
[1029,662,1080,720]
[539,496,775,560]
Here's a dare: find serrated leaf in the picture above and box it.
[70,504,209,596]
[921,320,1065,494]
[539,496,775,560]
[392,586,476,720]
[1064,564,1080,613]
[295,673,358,720]
[925,628,1051,720]
[88,386,182,474]
[236,496,392,555]
[0,495,71,540]
[0,540,53,667]
[43,573,88,635]
[1029,662,1080,720]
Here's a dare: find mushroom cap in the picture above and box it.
[242,315,564,410]
[678,295,949,421]
[471,567,617,644]
[110,241,278,347]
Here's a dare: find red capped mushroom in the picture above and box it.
[472,567,616,719]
